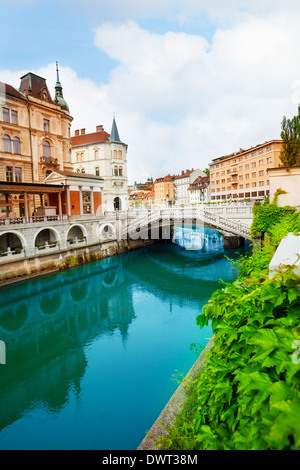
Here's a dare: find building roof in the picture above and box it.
[187,176,209,191]
[0,81,26,101]
[154,174,175,183]
[210,139,283,165]
[71,129,111,147]
[174,169,194,179]
[52,170,104,181]
[19,72,54,105]
[110,116,122,143]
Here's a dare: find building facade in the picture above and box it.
[154,174,175,207]
[174,169,206,205]
[187,176,210,204]
[209,140,283,201]
[71,118,128,212]
[0,64,73,217]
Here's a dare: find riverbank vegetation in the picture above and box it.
[158,203,300,450]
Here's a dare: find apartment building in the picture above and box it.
[154,174,175,207]
[209,140,283,201]
[187,176,210,204]
[174,168,205,205]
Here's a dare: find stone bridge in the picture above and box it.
[122,205,253,242]
[0,204,253,263]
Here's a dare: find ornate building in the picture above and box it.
[70,117,128,212]
[0,63,73,217]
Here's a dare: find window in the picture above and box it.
[258,159,264,166]
[3,134,12,153]
[266,145,272,152]
[15,167,22,182]
[114,166,118,176]
[266,157,272,164]
[43,140,51,162]
[6,166,13,182]
[259,170,264,176]
[259,149,264,155]
[252,162,256,167]
[13,137,21,154]
[11,110,18,125]
[3,107,9,122]
[95,150,99,160]
[119,167,123,176]
[44,119,50,132]
[95,167,100,176]
[82,191,91,214]
[118,150,122,159]
[252,172,256,178]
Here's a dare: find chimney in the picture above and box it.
[75,130,79,136]
[96,125,104,132]
[81,129,85,135]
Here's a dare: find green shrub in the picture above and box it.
[158,248,300,450]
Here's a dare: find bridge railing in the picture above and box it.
[121,206,251,240]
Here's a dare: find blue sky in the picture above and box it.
[2,0,300,183]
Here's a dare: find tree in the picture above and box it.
[280,105,300,167]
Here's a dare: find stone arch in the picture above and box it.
[98,223,116,241]
[0,230,26,252]
[34,227,61,248]
[66,224,87,243]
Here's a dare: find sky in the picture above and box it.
[1,0,300,184]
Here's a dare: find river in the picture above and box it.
[0,226,250,449]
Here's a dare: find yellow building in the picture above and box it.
[0,63,73,216]
[154,174,175,207]
[209,139,283,201]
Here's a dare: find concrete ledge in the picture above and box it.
[269,232,300,279]
[137,338,214,450]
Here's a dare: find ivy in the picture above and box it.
[157,216,300,450]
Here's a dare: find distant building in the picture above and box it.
[71,118,128,212]
[174,169,206,205]
[187,176,210,204]
[0,63,73,217]
[154,174,175,207]
[209,140,283,201]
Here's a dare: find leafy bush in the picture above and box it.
[158,247,300,450]
[251,203,295,238]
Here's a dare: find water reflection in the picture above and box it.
[0,229,249,449]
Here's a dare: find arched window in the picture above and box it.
[81,169,85,174]
[113,166,118,176]
[13,137,21,154]
[43,140,51,162]
[3,135,12,153]
[95,167,100,176]
[118,150,122,159]
[119,166,123,176]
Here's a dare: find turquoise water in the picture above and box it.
[0,229,249,450]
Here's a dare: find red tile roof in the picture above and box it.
[187,176,209,190]
[71,130,110,147]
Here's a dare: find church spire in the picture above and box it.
[110,115,121,142]
[54,62,69,112]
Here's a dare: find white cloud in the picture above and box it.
[2,8,300,184]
